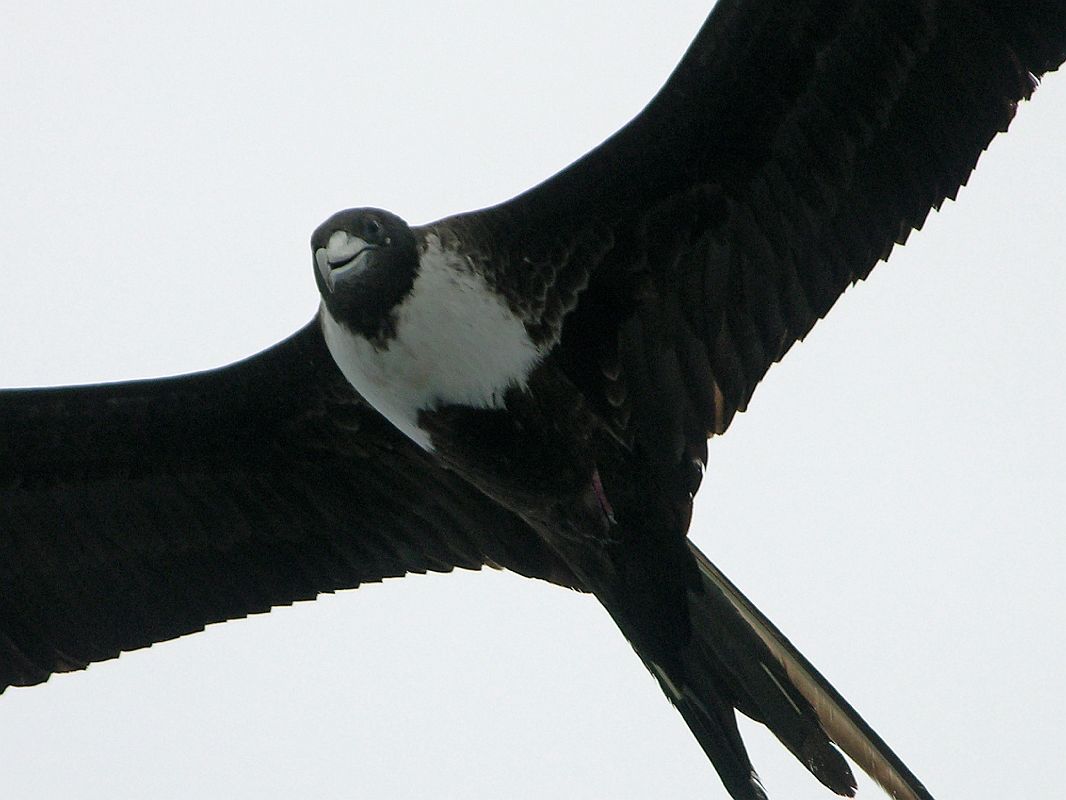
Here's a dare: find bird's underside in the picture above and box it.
[3,2,1066,800]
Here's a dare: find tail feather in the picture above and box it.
[657,541,936,800]
[675,696,769,800]
[683,555,857,797]
[682,580,857,797]
[649,660,768,800]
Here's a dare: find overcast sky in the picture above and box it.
[1,3,1064,798]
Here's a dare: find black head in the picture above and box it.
[311,207,419,342]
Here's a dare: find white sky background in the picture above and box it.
[1,2,1064,798]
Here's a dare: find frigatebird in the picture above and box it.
[2,3,1065,798]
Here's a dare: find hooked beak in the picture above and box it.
[315,232,378,293]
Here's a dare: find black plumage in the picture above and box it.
[3,3,1065,799]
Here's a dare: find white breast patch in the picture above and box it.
[320,234,543,450]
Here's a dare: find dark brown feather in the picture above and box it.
[425,2,1066,797]
[4,4,1065,798]
[440,0,1066,480]
[0,322,579,691]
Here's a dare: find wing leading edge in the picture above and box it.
[0,321,578,690]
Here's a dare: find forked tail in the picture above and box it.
[632,541,935,800]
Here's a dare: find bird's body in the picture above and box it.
[3,3,1066,799]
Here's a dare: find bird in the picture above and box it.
[2,3,1065,799]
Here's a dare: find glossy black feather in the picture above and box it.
[2,4,1065,800]
[444,0,1066,483]
[0,322,578,689]
[423,2,1065,798]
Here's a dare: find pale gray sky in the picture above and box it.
[1,3,1063,798]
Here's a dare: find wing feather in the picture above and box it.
[0,322,578,691]
[439,0,1066,476]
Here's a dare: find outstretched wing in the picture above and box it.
[431,2,1065,796]
[0,321,577,691]
[443,0,1066,476]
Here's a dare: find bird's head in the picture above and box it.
[311,207,419,341]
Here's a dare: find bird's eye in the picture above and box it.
[365,218,383,240]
